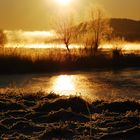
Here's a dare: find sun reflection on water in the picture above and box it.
[51,75,75,95]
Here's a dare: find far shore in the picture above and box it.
[0,47,140,74]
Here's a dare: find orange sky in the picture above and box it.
[0,0,140,30]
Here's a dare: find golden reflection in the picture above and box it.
[52,75,75,94]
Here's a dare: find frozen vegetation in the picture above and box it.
[0,91,139,139]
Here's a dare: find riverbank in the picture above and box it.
[0,91,140,139]
[0,48,140,74]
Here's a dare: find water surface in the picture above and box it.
[0,69,140,100]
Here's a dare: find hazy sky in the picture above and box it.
[0,0,140,30]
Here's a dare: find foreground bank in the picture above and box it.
[0,91,140,139]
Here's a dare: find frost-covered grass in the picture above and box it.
[0,91,140,139]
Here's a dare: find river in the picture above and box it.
[0,68,140,100]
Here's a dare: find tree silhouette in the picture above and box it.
[55,17,76,52]
[88,7,112,53]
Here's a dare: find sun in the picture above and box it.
[56,0,72,6]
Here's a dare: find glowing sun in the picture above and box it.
[56,0,72,6]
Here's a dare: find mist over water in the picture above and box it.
[4,31,140,53]
[5,42,140,52]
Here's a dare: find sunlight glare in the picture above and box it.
[55,0,72,6]
[53,75,75,93]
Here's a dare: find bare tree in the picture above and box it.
[55,16,76,52]
[88,7,112,53]
[0,30,7,47]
